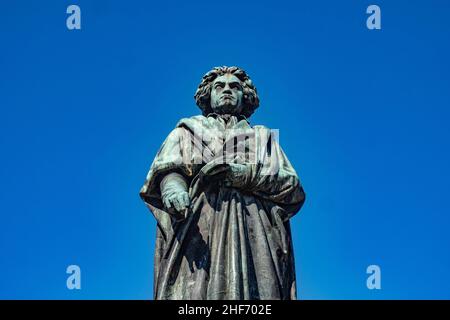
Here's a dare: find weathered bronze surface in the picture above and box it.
[140,66,305,300]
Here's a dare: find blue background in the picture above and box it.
[1,0,449,299]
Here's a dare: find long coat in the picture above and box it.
[140,114,305,300]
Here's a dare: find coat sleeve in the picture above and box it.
[246,126,306,221]
[139,127,199,239]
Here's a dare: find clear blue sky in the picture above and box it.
[1,0,449,299]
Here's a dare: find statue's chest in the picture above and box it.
[200,126,257,162]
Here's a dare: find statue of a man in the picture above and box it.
[140,66,305,300]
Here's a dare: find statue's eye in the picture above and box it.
[214,83,224,89]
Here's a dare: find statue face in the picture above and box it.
[210,73,244,115]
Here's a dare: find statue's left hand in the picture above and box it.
[199,160,252,189]
[223,163,252,188]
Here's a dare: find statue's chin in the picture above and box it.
[212,104,240,115]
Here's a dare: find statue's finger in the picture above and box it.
[163,197,172,209]
[178,195,188,209]
[173,197,182,211]
[207,164,229,176]
[182,193,190,206]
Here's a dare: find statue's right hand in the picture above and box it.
[162,190,190,212]
[160,172,190,219]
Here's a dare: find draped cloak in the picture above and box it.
[139,114,305,300]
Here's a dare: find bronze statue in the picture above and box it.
[140,66,305,299]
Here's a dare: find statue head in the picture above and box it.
[194,66,260,118]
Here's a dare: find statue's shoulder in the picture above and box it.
[175,115,208,130]
[251,124,270,131]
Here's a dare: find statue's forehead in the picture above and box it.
[213,73,241,84]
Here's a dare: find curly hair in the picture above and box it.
[194,66,260,118]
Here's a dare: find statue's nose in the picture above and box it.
[223,86,232,94]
